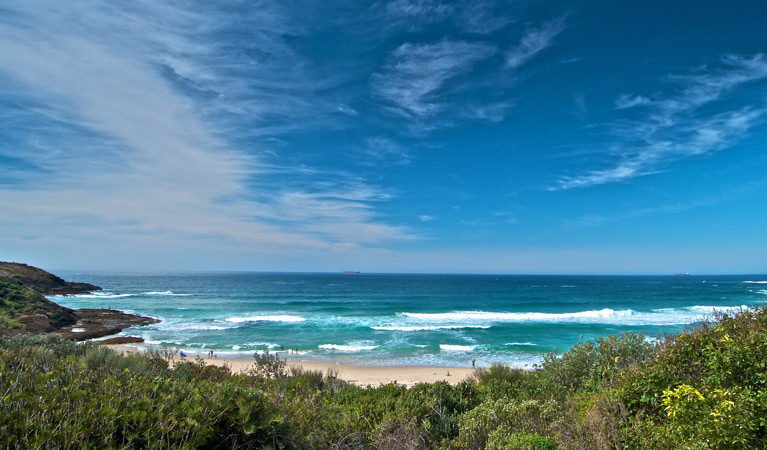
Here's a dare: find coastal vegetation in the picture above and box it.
[2,307,766,449]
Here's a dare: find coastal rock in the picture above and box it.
[0,262,101,295]
[58,309,158,341]
[97,336,145,345]
[0,262,159,341]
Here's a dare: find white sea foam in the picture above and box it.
[225,315,306,323]
[371,325,491,331]
[402,305,748,326]
[440,344,477,352]
[65,292,135,299]
[653,305,747,314]
[404,308,625,322]
[505,342,536,346]
[320,344,378,352]
[743,281,767,284]
[144,291,191,296]
[156,322,232,332]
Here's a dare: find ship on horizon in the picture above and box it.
[342,270,360,274]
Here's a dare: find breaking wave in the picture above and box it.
[440,344,477,352]
[225,315,306,323]
[371,325,491,331]
[144,291,191,296]
[402,305,747,326]
[319,344,378,352]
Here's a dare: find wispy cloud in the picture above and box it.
[458,0,512,34]
[359,137,413,165]
[336,104,359,117]
[614,94,651,110]
[553,54,767,190]
[384,0,455,27]
[505,17,566,69]
[0,0,414,261]
[464,101,515,122]
[372,40,496,118]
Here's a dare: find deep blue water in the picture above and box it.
[50,272,767,367]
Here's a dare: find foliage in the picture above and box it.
[0,280,49,324]
[2,307,767,449]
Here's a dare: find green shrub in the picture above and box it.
[486,428,558,450]
[453,397,560,449]
[539,332,656,397]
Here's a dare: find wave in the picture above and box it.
[653,305,747,314]
[62,292,135,299]
[371,325,491,331]
[144,291,191,296]
[440,344,477,352]
[743,281,767,284]
[404,308,626,322]
[319,344,378,352]
[505,342,537,346]
[402,305,748,326]
[225,315,306,323]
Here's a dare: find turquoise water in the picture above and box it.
[50,272,767,368]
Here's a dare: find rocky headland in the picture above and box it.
[0,262,157,341]
[0,261,101,295]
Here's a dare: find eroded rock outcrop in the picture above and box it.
[0,262,101,295]
[0,262,158,340]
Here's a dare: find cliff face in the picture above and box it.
[0,262,101,295]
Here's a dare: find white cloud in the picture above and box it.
[384,0,455,28]
[465,101,514,123]
[419,215,435,222]
[372,40,496,118]
[337,104,359,116]
[614,94,651,110]
[505,17,566,69]
[361,137,412,165]
[553,54,767,190]
[459,1,512,34]
[0,0,415,265]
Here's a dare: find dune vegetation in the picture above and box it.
[2,307,766,449]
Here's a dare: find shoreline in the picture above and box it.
[106,344,476,387]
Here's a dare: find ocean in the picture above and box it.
[50,272,767,368]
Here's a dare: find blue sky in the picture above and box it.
[1,0,766,274]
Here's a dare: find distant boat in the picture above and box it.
[343,271,360,274]
[673,273,690,276]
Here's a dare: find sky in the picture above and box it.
[1,0,766,274]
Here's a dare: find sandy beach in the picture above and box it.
[106,344,475,387]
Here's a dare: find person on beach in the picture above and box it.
[472,358,476,368]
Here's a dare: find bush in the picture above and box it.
[539,332,657,397]
[3,307,767,449]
